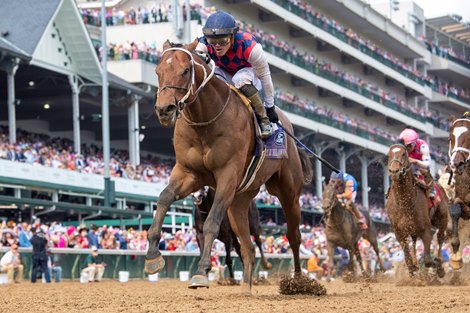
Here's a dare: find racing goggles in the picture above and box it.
[206,36,231,47]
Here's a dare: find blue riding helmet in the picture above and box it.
[203,11,239,37]
[330,171,344,181]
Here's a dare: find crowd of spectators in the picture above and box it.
[2,219,467,278]
[80,3,202,27]
[420,35,470,70]
[274,91,398,145]
[101,37,454,136]
[82,1,470,108]
[266,1,470,103]
[0,126,173,184]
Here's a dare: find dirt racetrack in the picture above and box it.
[1,275,470,313]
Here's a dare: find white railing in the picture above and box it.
[0,159,166,198]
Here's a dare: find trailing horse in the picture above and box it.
[386,144,448,278]
[145,40,313,292]
[322,178,384,280]
[193,187,272,281]
[448,115,470,269]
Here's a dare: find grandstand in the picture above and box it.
[0,0,469,235]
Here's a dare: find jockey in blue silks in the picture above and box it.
[330,171,367,230]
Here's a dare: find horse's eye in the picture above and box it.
[183,68,190,76]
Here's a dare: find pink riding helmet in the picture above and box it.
[399,128,419,145]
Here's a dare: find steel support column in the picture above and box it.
[6,58,19,144]
[68,74,81,154]
[128,96,141,166]
[383,164,390,203]
[358,155,369,209]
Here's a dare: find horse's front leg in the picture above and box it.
[189,181,237,289]
[326,241,336,281]
[410,236,419,272]
[145,166,198,274]
[399,238,415,277]
[450,203,463,270]
[421,229,433,268]
[435,226,446,278]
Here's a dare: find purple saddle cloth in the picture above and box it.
[264,126,288,159]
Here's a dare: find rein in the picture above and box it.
[323,188,345,228]
[158,47,231,127]
[388,145,411,179]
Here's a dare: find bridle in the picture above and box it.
[157,47,231,127]
[322,182,343,226]
[388,144,411,179]
[448,118,470,168]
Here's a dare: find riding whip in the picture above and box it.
[447,170,453,186]
[275,122,340,173]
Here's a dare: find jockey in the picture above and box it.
[398,128,435,198]
[196,11,278,138]
[330,171,367,230]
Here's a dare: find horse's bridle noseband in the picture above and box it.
[449,118,470,170]
[157,47,216,117]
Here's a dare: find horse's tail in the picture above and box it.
[298,148,313,184]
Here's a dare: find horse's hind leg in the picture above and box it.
[410,236,420,272]
[269,186,302,274]
[364,220,385,273]
[249,203,272,270]
[227,194,257,294]
[225,233,238,280]
[254,232,271,270]
[353,245,365,277]
[145,165,199,275]
[365,234,384,273]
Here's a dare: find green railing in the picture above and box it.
[270,0,427,85]
[275,98,394,146]
[260,39,426,123]
[423,41,470,71]
[2,248,311,280]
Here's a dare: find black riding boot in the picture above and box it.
[239,84,273,139]
[424,170,435,198]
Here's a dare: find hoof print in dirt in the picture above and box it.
[253,277,271,286]
[217,278,239,286]
[279,274,327,296]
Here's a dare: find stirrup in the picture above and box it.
[260,123,273,139]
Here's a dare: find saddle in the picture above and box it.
[231,85,287,193]
[415,174,442,212]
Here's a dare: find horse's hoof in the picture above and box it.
[450,253,463,270]
[188,275,209,289]
[240,284,252,296]
[263,261,273,270]
[144,255,165,275]
[437,266,445,278]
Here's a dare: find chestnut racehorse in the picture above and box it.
[448,115,470,269]
[145,40,313,292]
[386,144,447,278]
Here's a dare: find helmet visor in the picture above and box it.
[206,36,231,47]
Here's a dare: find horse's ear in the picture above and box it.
[185,38,199,52]
[163,40,171,51]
